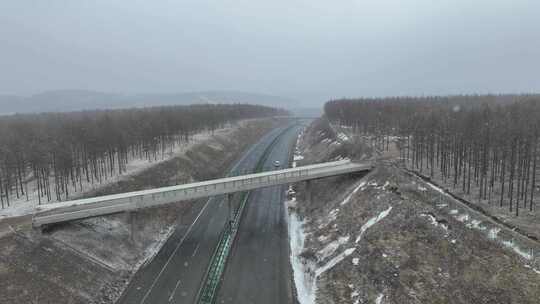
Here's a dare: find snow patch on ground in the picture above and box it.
[425,181,450,197]
[137,225,176,269]
[355,206,393,243]
[289,212,316,304]
[318,235,350,261]
[488,228,501,240]
[376,293,385,304]
[321,138,333,144]
[524,264,540,275]
[420,213,448,231]
[318,234,329,242]
[466,219,486,230]
[340,181,366,206]
[337,132,350,142]
[501,240,534,260]
[294,154,305,161]
[456,214,470,222]
[315,248,356,277]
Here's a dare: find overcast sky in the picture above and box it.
[1,0,539,105]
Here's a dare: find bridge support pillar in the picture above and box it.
[127,211,136,243]
[305,180,313,203]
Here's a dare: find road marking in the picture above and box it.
[140,199,211,304]
[168,279,182,302]
[192,243,200,257]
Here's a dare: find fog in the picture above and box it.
[1,0,539,106]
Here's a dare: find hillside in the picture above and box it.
[288,119,540,304]
[0,90,296,115]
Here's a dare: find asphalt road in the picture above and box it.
[117,125,294,304]
[216,125,302,304]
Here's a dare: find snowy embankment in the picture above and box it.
[0,124,238,219]
[419,178,540,272]
[289,187,393,304]
[288,128,395,303]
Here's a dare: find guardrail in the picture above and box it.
[196,120,286,304]
[32,160,372,227]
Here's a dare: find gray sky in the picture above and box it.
[1,0,539,105]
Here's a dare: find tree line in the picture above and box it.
[0,103,285,207]
[325,94,540,216]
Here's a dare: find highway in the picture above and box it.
[116,125,296,304]
[216,125,301,303]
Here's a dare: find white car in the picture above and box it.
[273,160,281,168]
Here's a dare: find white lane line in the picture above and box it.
[140,200,211,304]
[168,279,182,302]
[192,243,200,257]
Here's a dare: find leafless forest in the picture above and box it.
[325,95,540,217]
[0,104,284,207]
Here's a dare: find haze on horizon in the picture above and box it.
[1,0,539,106]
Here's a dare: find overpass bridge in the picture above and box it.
[32,159,372,227]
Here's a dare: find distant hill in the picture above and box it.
[0,90,297,115]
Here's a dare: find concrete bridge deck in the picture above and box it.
[32,159,372,227]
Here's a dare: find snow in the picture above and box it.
[318,235,350,261]
[318,235,329,242]
[488,228,501,240]
[466,219,485,230]
[368,181,379,187]
[426,181,449,196]
[327,208,340,222]
[288,129,317,304]
[456,214,469,222]
[315,248,356,277]
[501,240,533,260]
[355,206,393,243]
[352,258,359,265]
[376,293,384,304]
[485,228,534,260]
[0,125,235,219]
[337,132,350,142]
[524,264,540,275]
[294,154,305,161]
[286,197,298,208]
[420,213,448,231]
[138,225,176,269]
[340,181,366,206]
[51,216,176,271]
[289,212,316,304]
